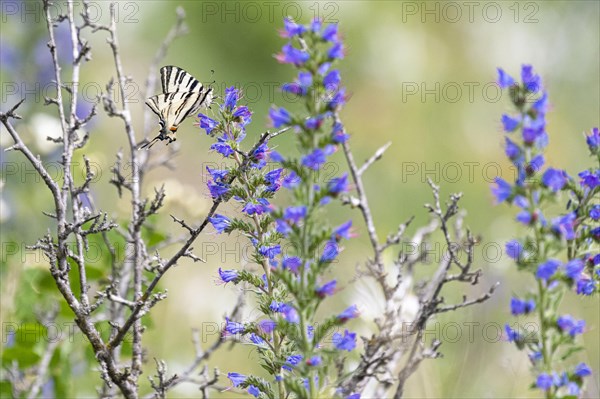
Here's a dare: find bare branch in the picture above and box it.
[358,141,392,176]
[170,214,195,234]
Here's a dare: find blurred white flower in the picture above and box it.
[400,294,420,323]
[0,124,12,147]
[0,189,10,223]
[29,113,62,154]
[162,178,209,216]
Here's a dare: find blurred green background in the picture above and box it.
[1,1,598,397]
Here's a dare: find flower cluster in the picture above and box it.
[493,65,598,398]
[206,18,359,399]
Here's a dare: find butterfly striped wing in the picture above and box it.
[146,89,213,129]
[160,65,202,95]
[143,66,213,149]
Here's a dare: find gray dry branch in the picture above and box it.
[0,1,274,398]
[336,114,497,398]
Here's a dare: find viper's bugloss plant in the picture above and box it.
[493,65,599,398]
[202,18,359,399]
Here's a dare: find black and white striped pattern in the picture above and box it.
[142,66,213,149]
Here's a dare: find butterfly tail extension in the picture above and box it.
[138,135,162,150]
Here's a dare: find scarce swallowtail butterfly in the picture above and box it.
[141,65,213,149]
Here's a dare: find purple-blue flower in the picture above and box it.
[566,383,580,396]
[222,86,240,111]
[528,351,542,363]
[536,373,553,390]
[307,325,314,341]
[302,146,334,170]
[504,324,520,342]
[497,68,515,88]
[249,333,265,346]
[565,259,584,280]
[510,297,535,315]
[280,304,299,323]
[224,317,245,335]
[502,114,520,132]
[282,354,303,371]
[227,372,247,387]
[541,168,568,192]
[516,211,533,225]
[243,198,271,215]
[536,259,560,281]
[233,105,252,125]
[324,69,341,90]
[283,171,301,189]
[283,71,313,96]
[327,173,349,196]
[269,106,292,128]
[590,205,600,221]
[251,143,269,168]
[259,244,281,259]
[305,115,325,130]
[578,170,600,189]
[333,220,353,241]
[320,240,339,262]
[491,177,512,203]
[521,64,541,92]
[198,113,219,135]
[208,180,230,199]
[333,329,356,351]
[557,315,585,337]
[276,43,310,65]
[264,168,283,185]
[210,142,234,157]
[218,268,239,283]
[310,18,322,33]
[275,219,292,236]
[574,362,592,377]
[318,62,331,76]
[552,213,576,240]
[280,17,306,37]
[532,91,549,114]
[258,319,277,334]
[586,127,599,153]
[282,256,302,273]
[316,280,337,298]
[327,87,347,110]
[514,195,529,209]
[284,206,307,223]
[522,125,544,146]
[269,301,283,312]
[506,240,523,260]
[528,155,545,175]
[338,305,359,322]
[332,122,349,143]
[576,279,596,295]
[207,166,228,182]
[504,137,521,160]
[306,355,322,366]
[209,214,231,233]
[322,23,338,42]
[247,385,260,398]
